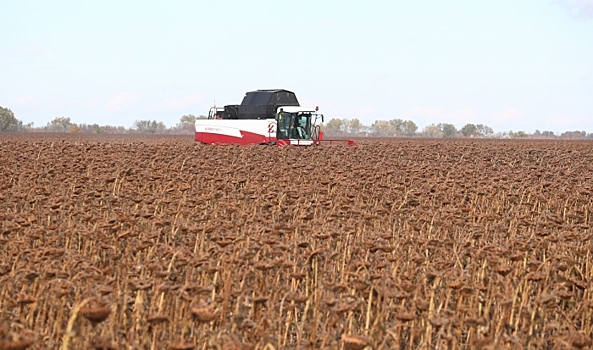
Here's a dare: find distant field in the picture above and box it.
[1,134,592,349]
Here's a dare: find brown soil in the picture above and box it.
[0,133,592,349]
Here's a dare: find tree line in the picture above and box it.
[0,107,206,135]
[322,118,496,138]
[1,105,592,139]
[320,117,593,139]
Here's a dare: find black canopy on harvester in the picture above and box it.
[221,89,300,120]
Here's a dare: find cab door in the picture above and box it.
[276,112,294,140]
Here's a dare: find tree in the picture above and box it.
[0,106,24,131]
[461,123,478,137]
[560,130,587,139]
[133,120,166,134]
[421,124,443,138]
[509,130,528,138]
[370,120,396,137]
[70,124,81,133]
[177,114,198,133]
[389,119,405,134]
[92,124,107,134]
[438,123,458,138]
[402,120,418,136]
[323,118,344,136]
[476,124,493,136]
[348,118,364,135]
[46,117,73,132]
[385,119,417,136]
[341,119,352,134]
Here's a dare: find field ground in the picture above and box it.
[1,134,592,349]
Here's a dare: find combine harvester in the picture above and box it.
[195,89,357,146]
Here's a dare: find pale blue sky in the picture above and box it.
[1,0,592,133]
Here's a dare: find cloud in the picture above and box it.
[104,92,139,113]
[152,94,204,112]
[553,0,593,20]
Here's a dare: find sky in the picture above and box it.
[1,0,592,134]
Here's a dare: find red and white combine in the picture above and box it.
[195,89,356,146]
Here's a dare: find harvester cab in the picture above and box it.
[276,107,323,141]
